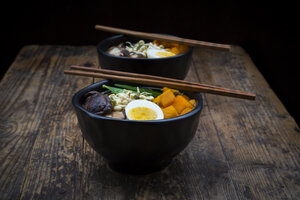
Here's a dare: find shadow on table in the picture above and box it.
[85,153,229,199]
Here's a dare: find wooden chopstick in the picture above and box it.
[95,24,231,51]
[71,65,226,90]
[64,66,255,100]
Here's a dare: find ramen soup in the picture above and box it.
[106,40,189,58]
[82,84,197,121]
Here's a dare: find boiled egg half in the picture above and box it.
[125,100,164,120]
[146,46,176,58]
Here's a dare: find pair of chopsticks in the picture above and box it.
[95,25,231,51]
[64,65,256,100]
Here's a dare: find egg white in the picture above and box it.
[125,100,164,120]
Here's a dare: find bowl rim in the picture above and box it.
[72,80,203,123]
[96,34,193,61]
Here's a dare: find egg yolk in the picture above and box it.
[128,107,158,120]
[155,52,176,57]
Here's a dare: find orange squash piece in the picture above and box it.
[189,99,196,107]
[153,94,161,105]
[162,105,179,119]
[182,95,191,101]
[161,87,169,92]
[172,95,193,114]
[180,107,193,115]
[160,89,175,107]
[162,87,180,94]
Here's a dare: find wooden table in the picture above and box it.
[0,45,299,200]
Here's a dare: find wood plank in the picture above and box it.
[1,45,299,199]
[0,45,94,199]
[192,46,300,199]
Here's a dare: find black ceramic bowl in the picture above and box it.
[72,80,203,174]
[96,35,193,80]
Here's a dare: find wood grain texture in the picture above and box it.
[0,45,299,200]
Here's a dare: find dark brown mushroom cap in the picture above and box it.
[83,91,112,115]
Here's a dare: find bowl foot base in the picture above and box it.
[108,159,172,175]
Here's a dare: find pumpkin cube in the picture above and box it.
[160,89,175,107]
[152,94,161,104]
[189,99,196,107]
[172,95,193,114]
[182,95,190,101]
[180,107,193,115]
[162,87,180,94]
[162,105,179,119]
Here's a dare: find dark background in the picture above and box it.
[1,1,299,125]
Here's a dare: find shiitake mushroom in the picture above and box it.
[83,91,112,115]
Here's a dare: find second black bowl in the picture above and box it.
[96,35,193,80]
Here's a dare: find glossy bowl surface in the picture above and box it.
[96,35,193,80]
[72,80,202,174]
